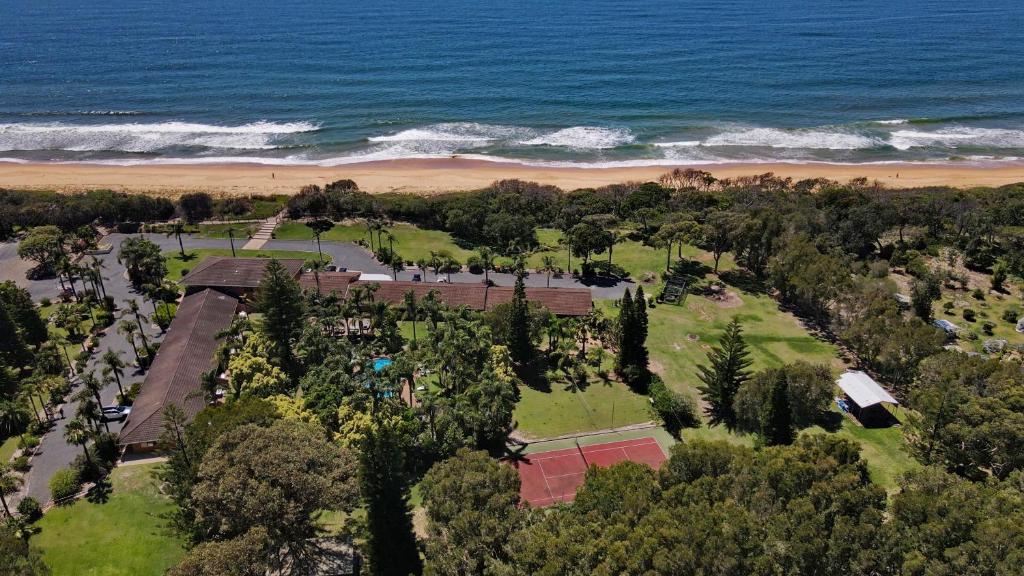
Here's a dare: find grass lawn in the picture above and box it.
[35,463,184,576]
[163,248,327,280]
[275,220,475,264]
[832,418,920,490]
[525,228,737,287]
[0,435,18,462]
[607,263,918,491]
[197,222,260,239]
[514,378,654,440]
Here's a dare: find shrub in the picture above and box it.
[649,375,699,437]
[49,468,82,503]
[868,260,889,278]
[942,301,955,314]
[1002,308,1019,324]
[180,267,190,277]
[39,297,52,307]
[94,308,114,328]
[963,309,977,322]
[17,497,42,522]
[972,288,985,300]
[982,321,996,336]
[18,435,40,451]
[10,455,31,472]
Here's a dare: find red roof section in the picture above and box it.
[119,289,238,447]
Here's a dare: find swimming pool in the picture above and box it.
[373,357,393,372]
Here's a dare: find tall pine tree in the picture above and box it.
[615,289,636,376]
[616,288,651,391]
[255,259,305,369]
[761,369,795,445]
[360,416,422,576]
[507,266,533,366]
[697,317,752,429]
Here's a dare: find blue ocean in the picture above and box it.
[2,0,1024,167]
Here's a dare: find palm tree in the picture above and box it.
[402,290,419,343]
[308,259,326,294]
[227,226,237,257]
[383,230,396,256]
[428,251,443,282]
[477,247,496,284]
[76,392,107,434]
[124,299,150,355]
[441,253,461,282]
[101,349,127,400]
[540,255,557,287]
[167,222,187,257]
[117,319,141,364]
[91,256,108,299]
[199,368,220,404]
[0,400,29,438]
[64,418,94,466]
[415,258,430,282]
[50,330,75,375]
[305,219,334,262]
[0,465,20,518]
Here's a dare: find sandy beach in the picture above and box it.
[1,159,1023,197]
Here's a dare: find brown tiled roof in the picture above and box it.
[119,289,238,447]
[351,280,488,310]
[298,271,361,295]
[180,257,305,289]
[486,286,593,317]
[349,280,591,316]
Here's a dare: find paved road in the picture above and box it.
[6,240,164,504]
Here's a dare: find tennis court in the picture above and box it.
[511,436,667,507]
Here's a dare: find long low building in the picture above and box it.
[299,273,593,317]
[119,289,239,451]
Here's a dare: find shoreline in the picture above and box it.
[1,158,1024,196]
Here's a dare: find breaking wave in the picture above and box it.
[0,121,319,152]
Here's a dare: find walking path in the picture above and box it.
[241,213,282,250]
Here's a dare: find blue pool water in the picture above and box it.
[3,0,1024,166]
[373,358,393,372]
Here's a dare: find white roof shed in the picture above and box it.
[837,371,898,408]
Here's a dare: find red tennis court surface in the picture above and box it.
[510,437,667,507]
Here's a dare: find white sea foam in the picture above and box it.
[0,121,319,152]
[889,127,1024,150]
[367,122,529,145]
[874,119,909,125]
[653,140,701,147]
[519,126,634,149]
[702,127,879,150]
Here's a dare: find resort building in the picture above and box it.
[120,256,593,452]
[119,288,239,452]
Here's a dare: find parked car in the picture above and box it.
[412,273,422,282]
[325,265,338,272]
[101,405,131,422]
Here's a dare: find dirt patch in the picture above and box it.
[686,333,700,341]
[650,359,666,375]
[687,301,713,322]
[707,290,744,308]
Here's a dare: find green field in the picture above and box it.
[514,377,654,440]
[275,220,475,263]
[164,248,326,280]
[197,222,260,239]
[35,463,184,576]
[0,435,18,462]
